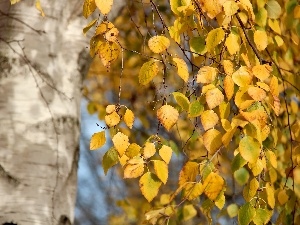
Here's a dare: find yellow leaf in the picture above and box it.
[268,19,281,34]
[238,0,255,21]
[35,0,45,17]
[112,132,130,156]
[182,204,197,221]
[224,75,235,100]
[232,66,253,87]
[95,21,115,36]
[124,157,145,178]
[274,35,283,47]
[206,28,225,52]
[278,189,289,205]
[221,119,232,131]
[196,66,218,84]
[203,129,222,154]
[98,41,120,67]
[104,27,119,42]
[219,101,230,119]
[239,136,261,163]
[234,87,254,109]
[139,172,162,202]
[106,104,116,114]
[157,105,179,131]
[143,142,156,159]
[173,57,189,82]
[252,64,272,81]
[198,0,223,19]
[95,0,113,14]
[125,143,141,158]
[254,30,268,51]
[206,88,224,109]
[248,157,266,176]
[269,76,279,97]
[225,33,240,55]
[257,82,270,92]
[148,35,170,53]
[139,60,159,85]
[223,1,239,17]
[83,0,96,18]
[124,109,134,129]
[265,150,277,168]
[105,111,120,127]
[294,5,300,18]
[227,204,239,218]
[223,60,234,75]
[215,191,225,209]
[153,160,168,184]
[243,178,259,201]
[10,0,21,4]
[83,19,98,35]
[178,161,199,186]
[247,86,266,101]
[202,172,225,201]
[222,127,237,147]
[266,183,275,208]
[159,145,173,164]
[184,183,204,200]
[119,154,129,167]
[201,110,219,131]
[90,131,106,150]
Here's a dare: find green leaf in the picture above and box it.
[182,204,197,221]
[227,203,239,218]
[90,131,106,150]
[189,36,207,56]
[231,153,247,172]
[153,160,168,184]
[188,100,204,117]
[239,136,261,163]
[234,167,250,186]
[238,202,256,225]
[255,8,268,27]
[206,28,225,52]
[139,172,162,202]
[172,92,190,111]
[139,60,159,85]
[103,147,119,174]
[266,0,282,19]
[253,208,272,225]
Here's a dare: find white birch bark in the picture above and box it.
[0,0,87,224]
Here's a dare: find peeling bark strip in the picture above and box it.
[0,0,86,224]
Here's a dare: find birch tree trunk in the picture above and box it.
[0,1,87,224]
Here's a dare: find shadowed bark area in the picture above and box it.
[0,0,87,224]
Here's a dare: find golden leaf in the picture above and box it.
[223,60,234,76]
[178,161,199,186]
[104,27,119,42]
[225,33,240,55]
[206,88,224,109]
[112,132,130,156]
[198,0,224,19]
[159,145,173,164]
[252,64,272,81]
[143,142,156,159]
[203,129,222,154]
[105,111,120,127]
[148,35,170,53]
[83,0,96,18]
[139,172,162,202]
[202,172,225,201]
[157,105,179,131]
[139,60,159,85]
[98,41,120,67]
[95,0,113,15]
[239,136,261,163]
[257,82,270,92]
[269,76,279,97]
[124,109,134,129]
[124,156,145,178]
[201,110,219,131]
[90,131,106,150]
[223,1,239,17]
[266,183,275,208]
[254,30,268,51]
[224,75,234,100]
[232,66,253,87]
[95,21,115,36]
[196,66,218,84]
[206,28,225,52]
[106,104,116,114]
[243,178,259,201]
[247,86,266,101]
[173,57,189,82]
[153,160,168,184]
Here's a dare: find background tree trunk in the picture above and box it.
[0,0,87,224]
